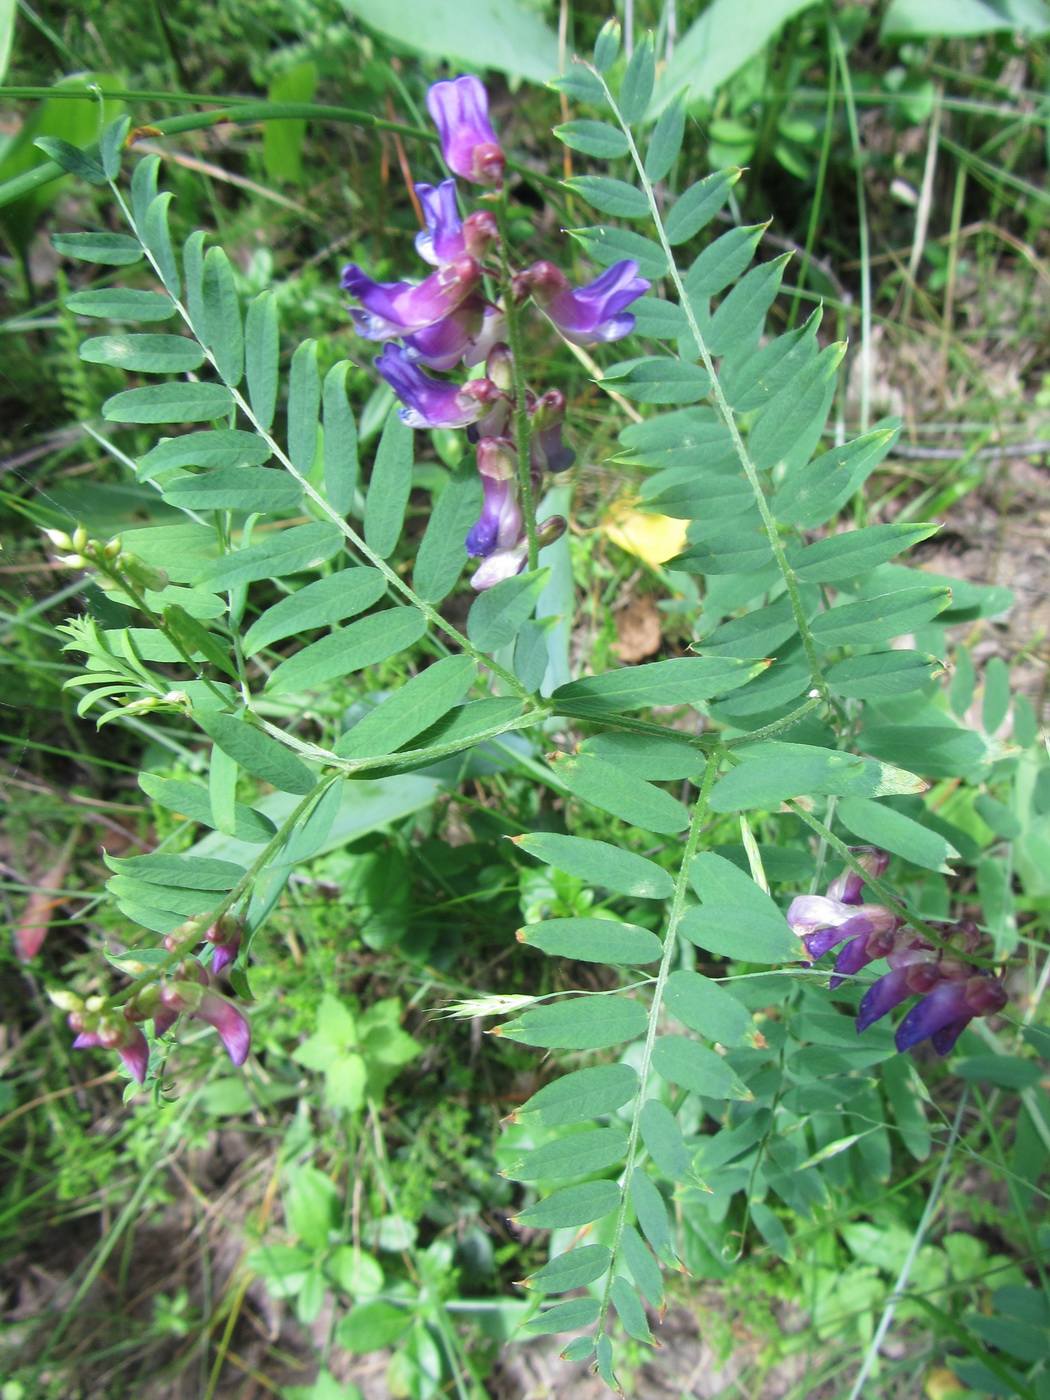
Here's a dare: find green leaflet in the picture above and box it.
[515,1064,640,1127]
[408,696,524,751]
[836,796,960,871]
[709,742,925,812]
[552,751,689,834]
[699,596,799,658]
[364,407,413,559]
[663,168,741,245]
[705,254,790,359]
[137,429,271,478]
[640,468,752,521]
[569,224,668,279]
[564,174,649,218]
[66,288,176,320]
[515,1180,621,1228]
[826,650,942,699]
[504,1127,630,1181]
[196,522,343,590]
[336,1301,411,1352]
[553,119,629,158]
[552,656,760,715]
[651,1035,753,1100]
[334,655,476,759]
[202,244,244,386]
[611,1276,654,1343]
[287,339,320,475]
[518,916,663,965]
[245,291,280,431]
[579,731,704,780]
[621,1224,662,1308]
[549,64,606,104]
[527,1243,611,1294]
[638,1099,695,1182]
[749,342,844,474]
[521,1298,600,1336]
[79,333,204,374]
[52,230,142,264]
[809,587,952,647]
[630,1169,678,1265]
[103,381,234,424]
[685,223,765,298]
[631,296,689,339]
[602,355,710,404]
[619,33,655,122]
[266,607,428,695]
[138,773,277,843]
[467,568,549,652]
[162,467,303,513]
[720,310,820,413]
[683,852,802,963]
[413,458,482,603]
[243,568,386,657]
[499,995,648,1050]
[672,529,773,575]
[322,360,359,515]
[663,970,757,1048]
[141,190,179,296]
[790,523,938,582]
[773,425,901,527]
[644,93,686,182]
[106,876,216,919]
[195,712,316,795]
[513,832,674,899]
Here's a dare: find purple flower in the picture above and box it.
[529,389,575,474]
[158,980,251,1066]
[374,344,497,429]
[426,76,505,187]
[73,1019,150,1085]
[894,973,1007,1055]
[856,959,941,1033]
[524,260,650,345]
[205,915,242,976]
[470,543,528,590]
[403,296,504,372]
[466,439,523,558]
[826,847,890,904]
[415,183,499,266]
[341,256,481,340]
[787,893,900,962]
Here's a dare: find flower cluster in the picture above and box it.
[341,75,650,589]
[56,916,250,1086]
[789,848,1007,1055]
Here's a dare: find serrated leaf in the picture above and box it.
[603,355,710,403]
[202,245,244,387]
[501,996,647,1051]
[335,655,476,759]
[142,191,180,296]
[517,1064,640,1127]
[103,381,233,424]
[527,1243,611,1294]
[685,223,765,297]
[569,224,668,279]
[663,970,756,1047]
[162,467,302,513]
[413,458,482,602]
[195,712,316,794]
[521,1297,601,1336]
[518,916,662,964]
[809,587,952,647]
[66,288,176,320]
[514,833,674,899]
[506,1127,630,1181]
[638,1098,695,1181]
[515,1180,621,1229]
[664,168,741,246]
[619,33,655,123]
[552,656,759,716]
[287,339,320,475]
[652,1035,753,1100]
[244,292,279,431]
[266,607,428,695]
[80,332,204,374]
[467,568,549,651]
[323,360,358,514]
[139,773,277,843]
[137,429,270,477]
[364,406,413,558]
[554,119,629,158]
[564,175,649,218]
[773,426,900,527]
[196,521,342,590]
[553,751,688,833]
[645,93,686,182]
[53,231,143,265]
[826,651,941,699]
[836,796,959,871]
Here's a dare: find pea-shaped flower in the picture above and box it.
[426,76,505,187]
[523,259,650,345]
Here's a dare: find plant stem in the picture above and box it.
[494,194,540,571]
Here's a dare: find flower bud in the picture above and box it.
[72,525,89,553]
[43,528,73,550]
[48,988,84,1012]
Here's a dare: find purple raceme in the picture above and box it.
[522,259,651,345]
[426,75,505,186]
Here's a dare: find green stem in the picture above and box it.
[494,194,540,571]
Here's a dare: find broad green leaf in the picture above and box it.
[652,1035,753,1100]
[243,569,387,657]
[663,970,756,1047]
[680,904,801,963]
[201,245,243,386]
[263,59,317,185]
[791,523,937,582]
[638,1098,695,1181]
[516,1064,639,1127]
[645,93,686,182]
[195,712,316,794]
[515,1180,621,1228]
[142,191,180,296]
[80,332,204,374]
[630,1169,677,1265]
[881,0,1026,38]
[527,1244,611,1294]
[553,752,689,833]
[364,406,413,558]
[499,995,647,1050]
[163,467,302,513]
[749,342,844,472]
[707,661,809,720]
[596,1335,619,1392]
[982,655,1011,734]
[336,1301,411,1352]
[619,33,655,122]
[564,175,649,218]
[773,426,900,527]
[326,1245,384,1296]
[323,360,358,514]
[106,876,216,917]
[836,796,959,871]
[685,223,765,298]
[705,254,790,358]
[552,656,759,716]
[569,224,668,279]
[554,119,629,158]
[809,587,952,647]
[602,355,710,404]
[621,1225,662,1310]
[826,650,941,699]
[196,522,342,590]
[580,731,704,780]
[137,429,270,477]
[467,568,549,652]
[288,339,320,475]
[130,155,160,231]
[664,169,741,246]
[631,296,688,339]
[513,832,674,899]
[504,1127,629,1180]
[266,607,427,695]
[139,773,277,843]
[103,381,233,424]
[880,1056,931,1160]
[52,230,142,265]
[521,1298,601,1336]
[518,916,662,965]
[245,291,280,431]
[618,405,733,470]
[653,0,817,109]
[334,655,476,759]
[104,851,245,888]
[67,288,176,320]
[413,458,482,602]
[699,595,799,658]
[512,618,551,691]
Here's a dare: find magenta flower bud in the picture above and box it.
[788,894,888,961]
[426,75,505,186]
[342,256,481,340]
[205,916,242,975]
[827,848,890,904]
[197,994,251,1066]
[374,345,497,429]
[525,259,650,345]
[529,389,575,474]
